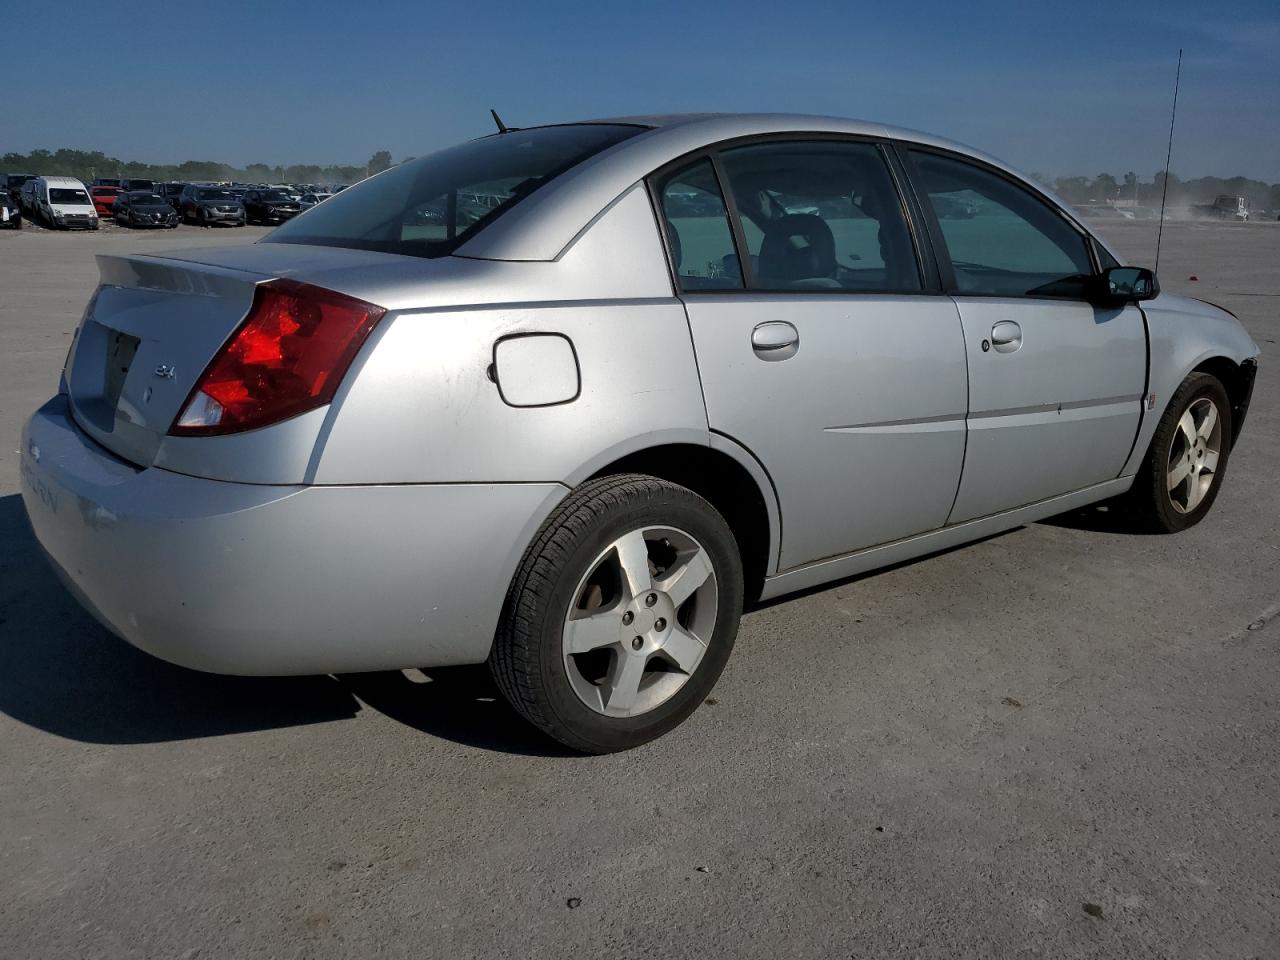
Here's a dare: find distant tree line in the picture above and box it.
[6,147,1278,211]
[1032,170,1280,211]
[0,147,406,185]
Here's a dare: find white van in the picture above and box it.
[33,176,98,230]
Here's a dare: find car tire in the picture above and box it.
[489,473,744,753]
[1125,372,1233,533]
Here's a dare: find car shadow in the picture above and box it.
[747,527,1019,612]
[338,668,577,758]
[1038,497,1149,534]
[0,493,566,755]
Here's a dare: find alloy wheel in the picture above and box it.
[1166,396,1223,514]
[562,525,718,718]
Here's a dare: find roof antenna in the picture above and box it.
[1154,48,1182,274]
[490,108,509,134]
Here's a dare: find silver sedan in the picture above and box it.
[20,114,1260,752]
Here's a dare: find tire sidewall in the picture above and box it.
[1147,375,1233,532]
[526,485,742,752]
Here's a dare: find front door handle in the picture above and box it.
[751,321,799,361]
[990,320,1022,353]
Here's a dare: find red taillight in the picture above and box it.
[170,279,385,436]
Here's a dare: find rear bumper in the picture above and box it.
[20,396,565,675]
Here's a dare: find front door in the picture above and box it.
[654,141,969,570]
[904,148,1147,522]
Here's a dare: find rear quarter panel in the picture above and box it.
[311,300,708,484]
[311,182,712,485]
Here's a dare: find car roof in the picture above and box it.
[455,112,1092,262]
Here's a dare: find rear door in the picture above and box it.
[656,139,969,570]
[902,147,1147,522]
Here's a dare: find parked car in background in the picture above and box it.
[298,192,333,210]
[19,178,38,215]
[179,185,245,226]
[90,186,122,217]
[330,184,349,193]
[92,177,123,188]
[4,173,37,203]
[32,176,98,229]
[119,178,157,194]
[114,191,179,228]
[159,181,188,210]
[0,191,20,229]
[242,188,301,224]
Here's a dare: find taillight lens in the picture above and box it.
[170,279,384,436]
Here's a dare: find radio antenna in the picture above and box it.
[1154,48,1182,273]
[490,109,509,134]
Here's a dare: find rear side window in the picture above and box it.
[718,141,921,292]
[265,124,643,259]
[656,159,744,290]
[908,150,1093,298]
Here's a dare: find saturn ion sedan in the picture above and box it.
[21,114,1259,752]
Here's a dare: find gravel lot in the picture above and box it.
[1,219,1277,959]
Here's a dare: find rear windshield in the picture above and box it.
[265,123,643,258]
[49,188,90,204]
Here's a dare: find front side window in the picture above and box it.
[266,123,642,259]
[718,140,922,292]
[908,150,1093,298]
[657,159,744,290]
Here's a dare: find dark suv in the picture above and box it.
[158,181,188,211]
[242,188,301,225]
[3,173,36,203]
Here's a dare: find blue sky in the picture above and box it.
[4,0,1278,180]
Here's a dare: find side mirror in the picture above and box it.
[1093,266,1159,306]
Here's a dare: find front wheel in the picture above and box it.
[1125,372,1232,533]
[490,474,744,753]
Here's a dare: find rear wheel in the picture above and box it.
[490,474,743,753]
[1126,372,1232,532]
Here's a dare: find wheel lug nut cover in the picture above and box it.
[622,611,633,625]
[654,618,666,631]
[645,593,657,607]
[632,636,643,650]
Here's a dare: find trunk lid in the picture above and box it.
[65,244,441,467]
[66,254,268,466]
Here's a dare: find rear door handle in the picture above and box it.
[751,321,799,361]
[989,321,1022,353]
